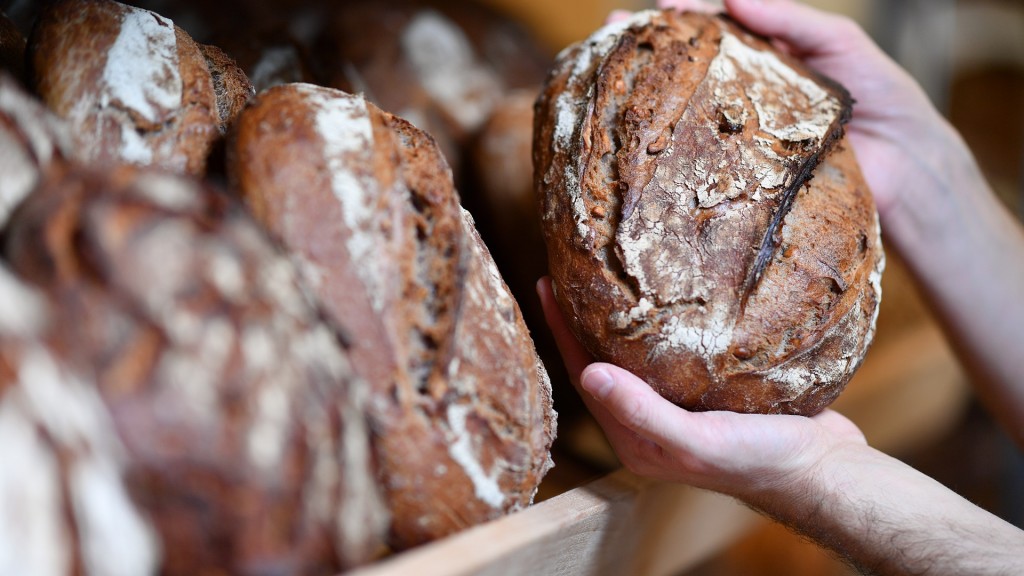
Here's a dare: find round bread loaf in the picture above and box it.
[28,0,254,176]
[0,74,71,230]
[227,83,556,550]
[534,10,884,415]
[3,165,388,574]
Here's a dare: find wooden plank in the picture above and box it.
[345,470,761,576]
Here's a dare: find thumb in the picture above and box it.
[580,363,694,449]
[723,0,863,57]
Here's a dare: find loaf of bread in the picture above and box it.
[535,10,884,415]
[313,0,550,178]
[0,263,164,576]
[0,74,71,229]
[472,90,542,260]
[228,83,556,550]
[3,165,388,573]
[28,0,253,176]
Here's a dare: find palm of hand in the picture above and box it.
[538,278,867,499]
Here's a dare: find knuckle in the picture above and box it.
[618,391,652,430]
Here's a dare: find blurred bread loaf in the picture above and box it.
[0,264,162,576]
[0,74,71,229]
[27,0,253,176]
[3,165,388,574]
[312,0,550,178]
[534,10,884,415]
[228,83,556,550]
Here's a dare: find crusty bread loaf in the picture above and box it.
[3,165,388,574]
[0,74,71,229]
[227,83,556,550]
[535,10,884,415]
[28,0,253,176]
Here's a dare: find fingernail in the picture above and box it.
[582,367,614,399]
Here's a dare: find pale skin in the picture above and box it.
[539,0,1024,574]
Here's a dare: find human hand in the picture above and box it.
[537,277,867,501]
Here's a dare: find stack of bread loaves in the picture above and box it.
[0,0,557,573]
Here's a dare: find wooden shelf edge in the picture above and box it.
[345,470,761,576]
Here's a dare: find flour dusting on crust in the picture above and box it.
[102,6,182,124]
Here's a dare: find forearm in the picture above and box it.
[878,113,1024,446]
[746,442,1024,576]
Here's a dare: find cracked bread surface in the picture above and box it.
[535,10,884,415]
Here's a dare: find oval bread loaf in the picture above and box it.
[3,165,388,574]
[534,10,884,415]
[28,0,253,176]
[228,83,556,550]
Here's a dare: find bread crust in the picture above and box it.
[535,10,884,415]
[3,165,389,573]
[0,75,71,230]
[0,264,163,576]
[228,83,556,549]
[28,0,251,176]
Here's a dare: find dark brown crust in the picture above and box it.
[27,0,237,176]
[228,83,556,550]
[3,165,389,574]
[535,10,883,415]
